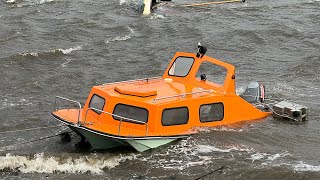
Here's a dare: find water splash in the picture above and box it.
[0,153,139,174]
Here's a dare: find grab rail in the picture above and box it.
[102,76,161,86]
[54,96,82,125]
[84,107,148,136]
[153,89,213,103]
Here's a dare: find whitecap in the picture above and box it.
[58,45,83,55]
[196,144,252,153]
[249,152,268,162]
[294,162,320,172]
[249,151,291,165]
[0,153,139,174]
[10,0,62,7]
[6,0,16,4]
[19,52,39,57]
[119,0,126,5]
[149,14,165,20]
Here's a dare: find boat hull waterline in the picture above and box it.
[52,115,187,152]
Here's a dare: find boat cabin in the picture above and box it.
[62,52,268,138]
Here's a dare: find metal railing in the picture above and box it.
[54,96,82,125]
[84,107,148,136]
[153,89,214,103]
[102,76,161,86]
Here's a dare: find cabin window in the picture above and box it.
[196,61,227,85]
[168,57,194,77]
[199,103,224,122]
[162,107,189,126]
[113,104,148,123]
[89,94,105,114]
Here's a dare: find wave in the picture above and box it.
[149,14,165,20]
[144,140,253,170]
[0,98,32,110]
[17,45,83,58]
[0,153,138,174]
[249,151,291,163]
[106,26,134,43]
[119,0,127,5]
[294,162,320,172]
[6,0,61,6]
[195,144,252,153]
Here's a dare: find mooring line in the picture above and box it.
[195,165,225,180]
[0,124,64,134]
[0,131,72,151]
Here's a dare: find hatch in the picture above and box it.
[114,84,157,97]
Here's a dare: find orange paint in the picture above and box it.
[52,52,271,138]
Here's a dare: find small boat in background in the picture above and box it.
[52,47,271,152]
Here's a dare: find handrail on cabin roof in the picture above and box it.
[102,76,161,86]
[153,89,214,103]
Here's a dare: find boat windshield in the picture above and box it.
[168,57,194,77]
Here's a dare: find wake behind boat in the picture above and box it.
[51,45,274,152]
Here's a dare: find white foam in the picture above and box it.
[0,153,138,174]
[59,45,83,54]
[1,98,32,110]
[250,152,268,162]
[294,162,320,172]
[196,145,252,153]
[27,0,57,5]
[61,58,72,67]
[10,0,62,7]
[146,142,253,170]
[119,0,126,5]
[19,45,82,57]
[106,26,134,43]
[211,126,244,132]
[6,0,16,3]
[20,52,39,57]
[149,14,165,20]
[249,151,291,164]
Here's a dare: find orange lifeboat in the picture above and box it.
[52,50,271,152]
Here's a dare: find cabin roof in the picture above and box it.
[92,51,235,106]
[94,77,218,105]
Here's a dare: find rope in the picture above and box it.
[0,131,72,151]
[195,166,225,180]
[0,124,64,134]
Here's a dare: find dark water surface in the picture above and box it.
[1,0,320,179]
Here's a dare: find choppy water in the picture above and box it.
[1,0,320,179]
